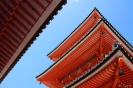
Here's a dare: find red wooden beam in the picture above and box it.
[0,55,8,63]
[99,24,106,55]
[2,36,17,50]
[0,58,6,65]
[3,0,33,25]
[1,1,29,35]
[4,31,20,45]
[0,36,13,54]
[0,22,4,29]
[4,34,18,50]
[1,1,11,10]
[0,59,6,66]
[0,40,15,53]
[0,54,10,62]
[6,26,23,41]
[0,0,23,38]
[0,49,10,59]
[0,64,4,70]
[0,6,26,37]
[0,20,5,27]
[35,0,46,11]
[0,45,13,57]
[19,5,37,22]
[26,1,41,16]
[16,10,33,27]
[46,0,52,4]
[0,0,8,28]
[112,56,123,88]
[0,62,5,68]
[13,17,29,32]
[0,63,5,69]
[11,0,37,22]
[10,22,26,37]
[0,6,8,25]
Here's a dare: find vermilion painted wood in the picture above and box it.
[26,1,41,16]
[1,39,16,52]
[46,0,52,4]
[0,45,12,57]
[48,11,101,60]
[35,0,46,10]
[37,9,133,87]
[16,10,33,27]
[0,0,23,35]
[13,2,37,22]
[0,0,53,79]
[0,54,9,63]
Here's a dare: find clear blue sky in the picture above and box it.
[1,0,133,88]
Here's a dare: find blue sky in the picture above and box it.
[1,0,133,88]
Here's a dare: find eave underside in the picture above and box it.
[47,8,101,61]
[47,8,133,61]
[0,0,67,83]
[67,47,133,88]
[36,20,133,88]
[36,8,133,88]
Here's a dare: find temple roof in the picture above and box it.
[36,8,133,88]
[47,7,133,61]
[36,18,133,78]
[66,46,133,87]
[0,0,67,83]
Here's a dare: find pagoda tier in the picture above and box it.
[0,0,67,83]
[36,8,133,88]
[47,8,101,61]
[66,46,133,88]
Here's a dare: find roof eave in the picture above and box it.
[67,46,133,87]
[0,0,67,83]
[47,7,99,58]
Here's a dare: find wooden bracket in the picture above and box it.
[111,56,123,88]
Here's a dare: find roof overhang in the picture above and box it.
[36,8,133,88]
[0,0,67,83]
[67,46,133,87]
[36,19,133,80]
[47,8,102,60]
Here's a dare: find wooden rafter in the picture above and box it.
[26,1,41,16]
[13,1,37,22]
[35,0,46,10]
[16,10,33,27]
[0,0,23,38]
[46,0,52,4]
[0,15,25,37]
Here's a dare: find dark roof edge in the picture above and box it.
[36,19,103,78]
[36,15,133,78]
[95,8,133,52]
[47,7,133,58]
[47,7,97,56]
[0,0,67,83]
[102,19,133,53]
[36,7,133,78]
[67,46,133,87]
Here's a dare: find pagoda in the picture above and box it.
[36,8,133,88]
[0,0,67,83]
